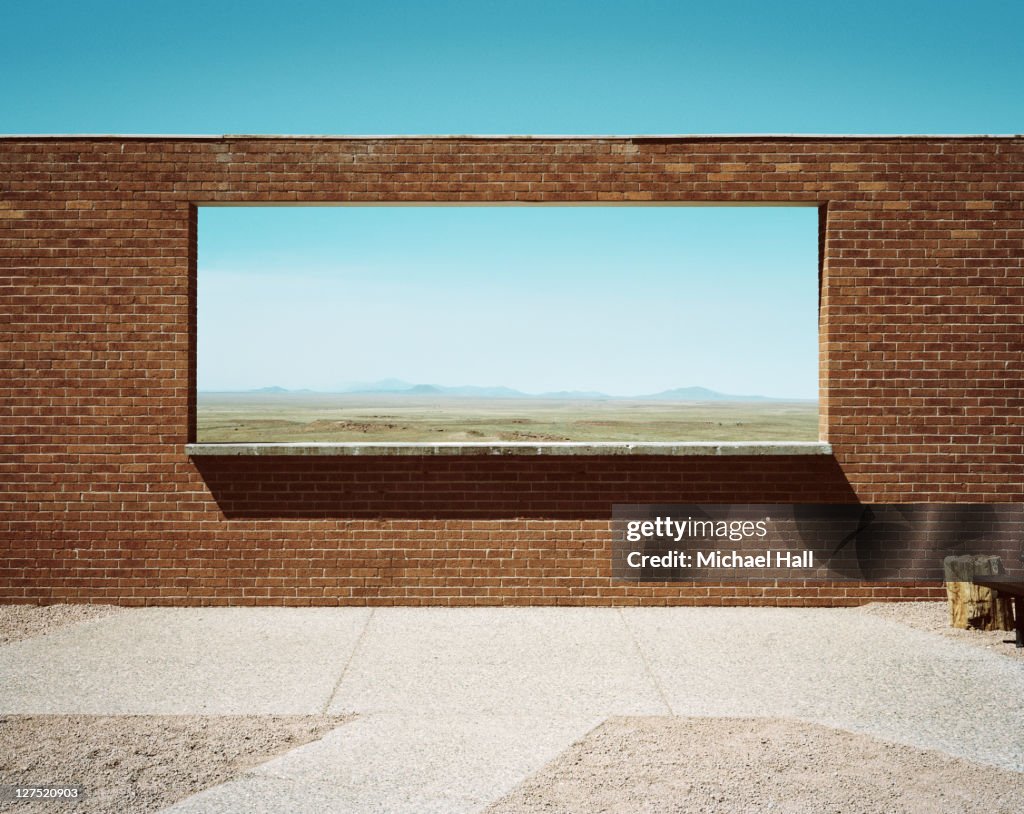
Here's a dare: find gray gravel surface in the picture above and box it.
[0,715,352,814]
[857,600,1023,659]
[486,716,1024,814]
[0,605,123,645]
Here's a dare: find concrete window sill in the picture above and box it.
[185,441,833,457]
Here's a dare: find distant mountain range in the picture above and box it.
[202,380,809,402]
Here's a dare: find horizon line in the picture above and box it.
[197,385,818,402]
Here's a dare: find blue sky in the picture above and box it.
[4,1,1022,135]
[5,1,1023,398]
[198,206,819,397]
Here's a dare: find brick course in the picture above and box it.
[2,135,1022,606]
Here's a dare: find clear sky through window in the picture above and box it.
[198,205,820,399]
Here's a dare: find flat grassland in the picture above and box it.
[197,393,819,442]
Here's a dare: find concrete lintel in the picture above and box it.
[184,441,833,457]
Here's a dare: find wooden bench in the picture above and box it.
[972,577,1024,648]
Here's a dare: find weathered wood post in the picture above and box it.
[944,555,1015,630]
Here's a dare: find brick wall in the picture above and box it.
[2,135,1021,606]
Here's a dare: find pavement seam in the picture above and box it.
[617,608,674,716]
[321,608,375,714]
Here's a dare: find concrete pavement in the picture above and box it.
[1,607,1022,812]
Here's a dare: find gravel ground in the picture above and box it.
[0,715,352,813]
[0,604,123,645]
[2,602,1021,811]
[856,600,1023,659]
[0,607,351,812]
[487,716,1024,814]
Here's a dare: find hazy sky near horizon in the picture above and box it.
[5,1,1022,398]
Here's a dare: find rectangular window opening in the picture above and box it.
[194,205,822,452]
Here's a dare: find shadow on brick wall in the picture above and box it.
[193,454,859,520]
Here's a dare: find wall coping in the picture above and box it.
[185,441,833,457]
[1,133,1022,141]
